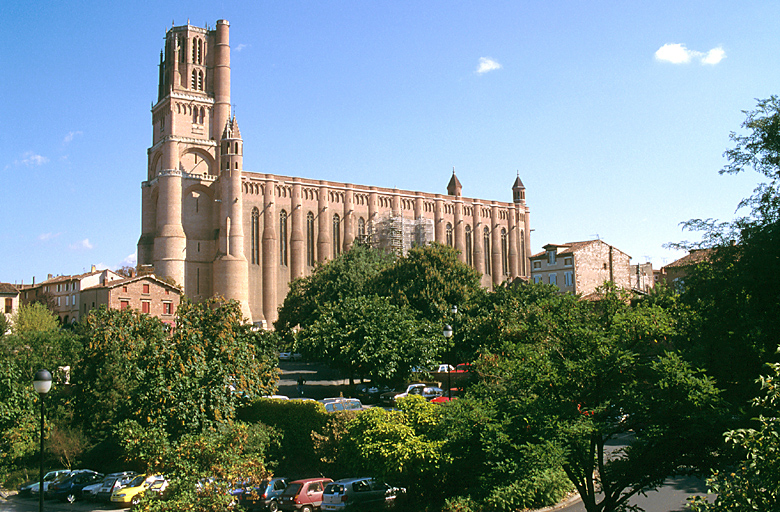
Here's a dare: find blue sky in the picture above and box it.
[2,1,777,285]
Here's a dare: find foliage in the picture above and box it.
[296,295,441,384]
[376,242,483,321]
[115,420,276,512]
[338,396,447,501]
[461,283,723,512]
[48,425,89,469]
[0,314,10,337]
[11,302,59,334]
[237,398,327,476]
[672,96,780,406]
[688,352,780,511]
[275,243,394,333]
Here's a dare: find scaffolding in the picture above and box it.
[372,214,434,256]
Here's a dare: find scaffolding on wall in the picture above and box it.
[371,214,434,256]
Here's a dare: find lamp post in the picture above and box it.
[443,319,454,400]
[33,369,52,512]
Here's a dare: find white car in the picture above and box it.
[26,470,71,495]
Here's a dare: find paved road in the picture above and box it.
[0,495,114,512]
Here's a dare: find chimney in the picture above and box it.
[32,276,35,285]
[129,268,135,278]
[48,274,53,280]
[91,264,96,273]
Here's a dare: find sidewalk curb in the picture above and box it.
[529,491,582,511]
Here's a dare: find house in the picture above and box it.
[18,266,123,324]
[530,240,631,297]
[1,282,20,330]
[79,274,181,325]
[658,249,714,290]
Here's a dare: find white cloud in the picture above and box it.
[235,43,247,52]
[70,239,94,250]
[702,47,726,65]
[19,152,50,167]
[655,43,726,65]
[38,232,62,241]
[476,57,502,74]
[63,131,83,144]
[120,253,137,267]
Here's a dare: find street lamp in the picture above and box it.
[33,369,52,512]
[443,324,453,400]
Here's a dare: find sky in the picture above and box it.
[2,1,778,285]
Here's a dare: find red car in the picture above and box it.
[278,477,332,512]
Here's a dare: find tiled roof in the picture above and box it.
[0,283,19,295]
[84,274,181,293]
[531,240,630,260]
[663,249,714,269]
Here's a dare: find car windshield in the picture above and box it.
[128,475,146,487]
[282,483,301,496]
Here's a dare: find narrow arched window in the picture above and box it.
[358,217,366,242]
[251,207,260,265]
[193,107,198,124]
[306,212,315,266]
[197,38,203,64]
[446,222,453,247]
[191,70,197,89]
[465,225,473,266]
[199,107,205,124]
[484,227,491,275]
[280,210,288,266]
[501,228,508,275]
[333,214,341,258]
[192,38,197,63]
[198,70,203,91]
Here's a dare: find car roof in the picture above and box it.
[289,477,332,483]
[330,477,373,484]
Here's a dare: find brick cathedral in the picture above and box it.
[137,20,531,326]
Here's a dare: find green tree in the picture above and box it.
[377,242,483,321]
[688,350,780,511]
[275,243,394,333]
[297,295,440,384]
[673,96,780,405]
[464,284,723,512]
[11,302,59,334]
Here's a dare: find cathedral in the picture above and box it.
[137,19,531,326]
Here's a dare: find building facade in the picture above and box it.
[80,274,181,324]
[1,283,20,329]
[530,240,631,297]
[19,267,123,324]
[137,20,531,326]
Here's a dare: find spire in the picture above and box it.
[512,171,526,203]
[447,167,462,197]
[512,171,525,191]
[222,115,242,140]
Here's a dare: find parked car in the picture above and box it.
[238,476,289,511]
[278,477,332,512]
[321,478,405,511]
[279,352,302,361]
[96,471,138,502]
[354,383,392,404]
[110,474,166,507]
[47,470,103,503]
[320,398,365,413]
[19,470,70,496]
[379,384,444,406]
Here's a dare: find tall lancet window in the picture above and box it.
[446,223,453,247]
[251,207,260,265]
[357,217,366,242]
[484,227,491,275]
[501,228,509,275]
[332,214,341,258]
[306,212,315,266]
[465,225,473,266]
[279,210,288,266]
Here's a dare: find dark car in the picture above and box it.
[278,477,332,512]
[238,477,289,511]
[46,470,103,503]
[354,383,392,404]
[321,478,405,511]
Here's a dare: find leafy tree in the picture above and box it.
[275,243,394,333]
[464,285,723,512]
[376,242,483,321]
[11,302,59,334]
[688,350,780,511]
[0,314,10,337]
[672,96,780,405]
[296,295,440,384]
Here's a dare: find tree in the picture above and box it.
[464,285,723,512]
[296,295,440,384]
[376,242,483,321]
[275,243,394,334]
[688,350,780,511]
[11,302,59,334]
[672,96,780,406]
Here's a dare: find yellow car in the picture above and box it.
[110,474,166,507]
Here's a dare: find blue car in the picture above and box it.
[238,477,289,512]
[46,470,103,503]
